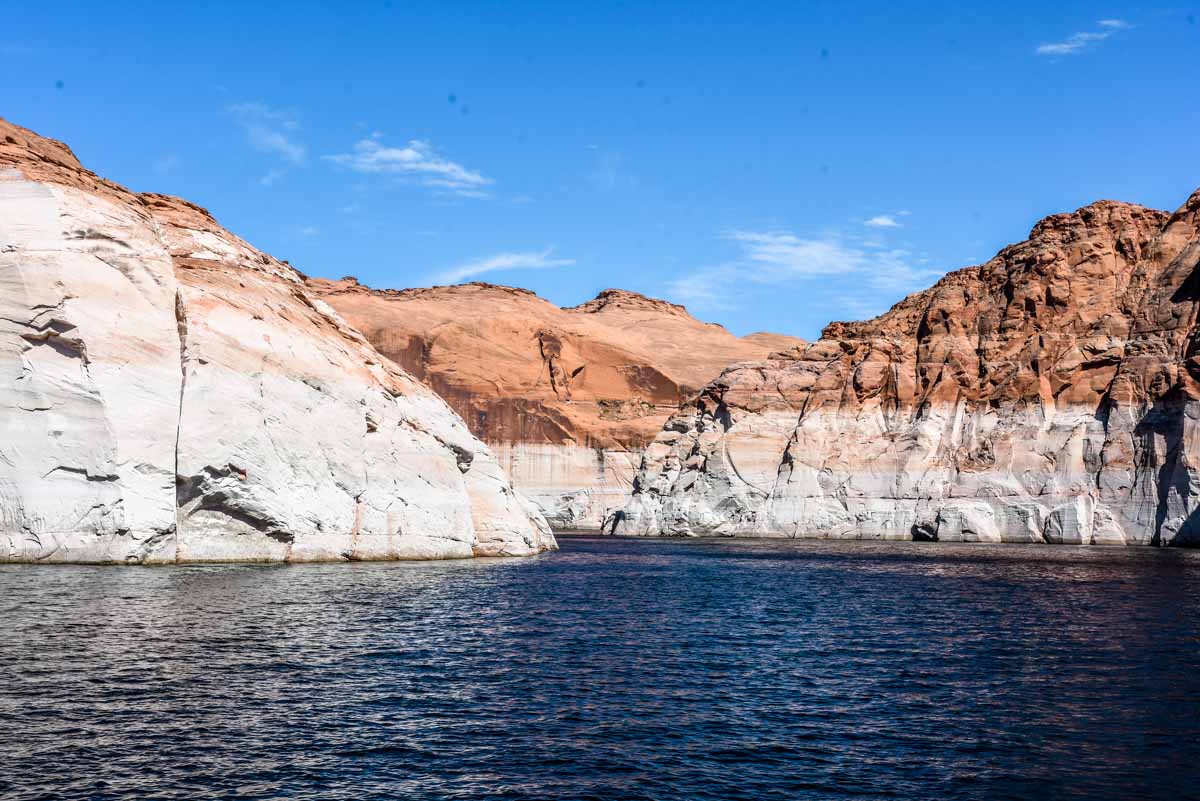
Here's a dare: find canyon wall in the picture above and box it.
[613,192,1200,545]
[0,118,554,563]
[309,279,803,529]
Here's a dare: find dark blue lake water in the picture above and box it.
[2,536,1198,800]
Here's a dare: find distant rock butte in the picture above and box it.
[307,278,805,529]
[613,192,1200,546]
[0,117,554,563]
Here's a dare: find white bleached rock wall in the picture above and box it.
[0,176,181,562]
[489,442,639,530]
[0,121,554,563]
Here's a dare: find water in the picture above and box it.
[2,536,1198,801]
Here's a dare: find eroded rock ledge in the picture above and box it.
[0,117,554,563]
[612,193,1200,546]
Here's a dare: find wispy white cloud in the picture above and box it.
[864,214,902,228]
[1036,31,1108,55]
[229,102,306,164]
[1037,19,1129,56]
[663,266,742,311]
[259,169,285,187]
[431,248,574,284]
[295,225,319,238]
[663,226,943,319]
[727,231,870,281]
[325,136,491,197]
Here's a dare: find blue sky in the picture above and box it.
[3,2,1198,339]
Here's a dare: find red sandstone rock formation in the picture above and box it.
[614,193,1200,546]
[307,279,804,528]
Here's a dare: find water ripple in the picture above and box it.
[1,537,1198,800]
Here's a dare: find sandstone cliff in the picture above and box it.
[0,118,554,562]
[307,279,804,528]
[613,192,1200,545]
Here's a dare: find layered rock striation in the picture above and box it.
[0,118,554,562]
[308,279,804,528]
[613,192,1200,545]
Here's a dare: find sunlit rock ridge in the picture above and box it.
[307,278,804,529]
[613,190,1200,546]
[0,117,554,563]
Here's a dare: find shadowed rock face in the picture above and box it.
[613,192,1200,546]
[307,279,805,529]
[0,117,554,563]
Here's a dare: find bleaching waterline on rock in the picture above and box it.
[306,278,804,529]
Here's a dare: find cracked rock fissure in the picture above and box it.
[173,289,187,560]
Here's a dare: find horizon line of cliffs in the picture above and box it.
[611,190,1200,546]
[0,117,554,564]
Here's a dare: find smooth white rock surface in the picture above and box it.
[0,174,554,562]
[0,178,180,562]
[490,442,639,530]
